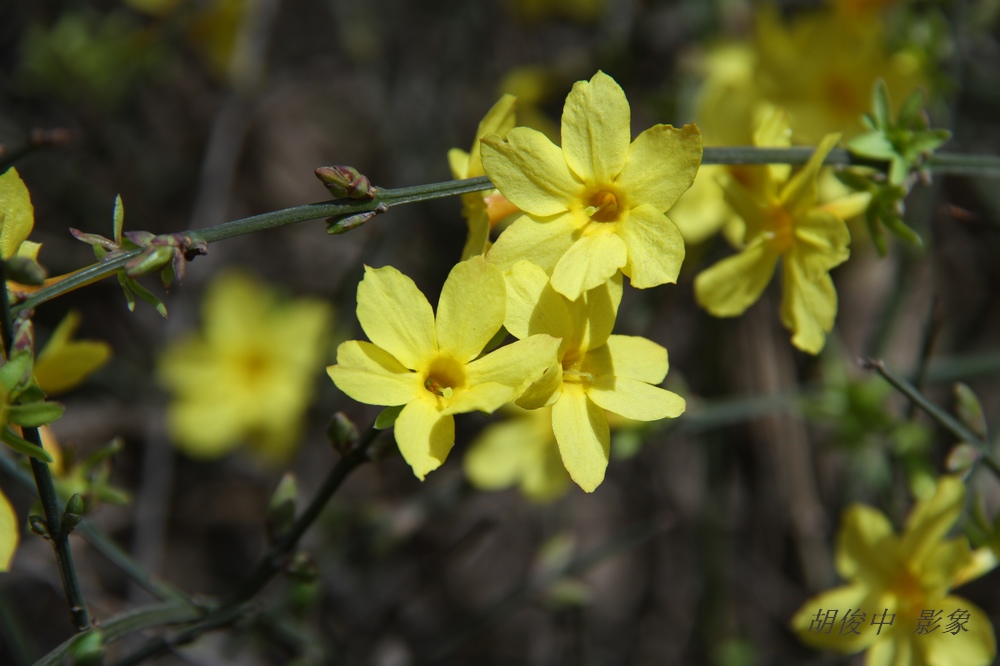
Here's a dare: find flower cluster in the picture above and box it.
[330,71,700,492]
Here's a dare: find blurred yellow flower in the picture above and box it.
[694,115,867,354]
[463,405,570,502]
[328,257,559,480]
[503,261,684,492]
[158,270,332,463]
[791,476,997,665]
[482,71,702,300]
[448,94,520,260]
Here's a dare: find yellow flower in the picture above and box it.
[158,270,332,463]
[482,71,702,300]
[791,476,997,665]
[0,487,16,571]
[503,260,684,491]
[694,120,867,354]
[463,405,570,502]
[328,256,560,480]
[34,311,112,395]
[753,5,926,145]
[448,94,520,260]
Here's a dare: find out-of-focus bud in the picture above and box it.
[69,630,105,665]
[327,412,359,455]
[28,514,50,539]
[266,473,298,544]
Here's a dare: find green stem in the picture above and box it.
[109,423,382,666]
[860,358,1000,478]
[11,148,1000,315]
[0,258,92,633]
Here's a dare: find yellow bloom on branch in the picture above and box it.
[791,476,997,665]
[694,119,867,354]
[482,71,702,300]
[447,94,520,260]
[504,260,684,492]
[158,271,332,463]
[328,256,559,480]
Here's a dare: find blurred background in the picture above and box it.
[3,0,1000,664]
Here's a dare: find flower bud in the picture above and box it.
[315,165,376,199]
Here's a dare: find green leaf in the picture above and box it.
[865,209,888,257]
[909,129,951,156]
[946,443,981,473]
[0,353,33,393]
[898,90,926,129]
[872,79,891,129]
[7,401,65,427]
[882,215,922,247]
[848,132,895,159]
[888,157,910,186]
[375,404,404,430]
[112,195,125,242]
[954,382,987,439]
[122,276,167,317]
[0,427,54,463]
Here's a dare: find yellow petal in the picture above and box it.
[448,148,471,180]
[781,134,841,217]
[466,333,562,398]
[444,382,516,416]
[570,272,622,352]
[790,584,887,654]
[515,361,563,410]
[550,231,627,301]
[695,237,779,317]
[202,271,268,345]
[793,210,851,274]
[356,265,436,370]
[588,377,685,421]
[780,253,838,354]
[468,93,518,177]
[0,167,35,259]
[835,503,899,587]
[955,546,999,587]
[436,256,506,363]
[617,204,686,289]
[464,417,537,490]
[459,202,491,260]
[0,489,17,571]
[561,71,631,185]
[920,596,996,666]
[617,123,703,212]
[328,340,419,406]
[901,475,967,569]
[481,127,581,217]
[503,260,571,342]
[551,384,609,492]
[486,212,579,274]
[604,334,668,384]
[34,311,112,395]
[394,398,455,480]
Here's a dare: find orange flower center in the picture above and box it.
[587,189,621,223]
[766,205,795,254]
[423,355,465,399]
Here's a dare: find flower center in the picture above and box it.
[893,568,930,622]
[765,205,795,254]
[586,189,621,223]
[561,353,594,385]
[423,355,466,399]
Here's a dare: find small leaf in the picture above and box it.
[909,129,951,156]
[872,79,892,129]
[69,228,119,253]
[848,132,895,159]
[28,514,50,539]
[0,427,54,462]
[882,214,923,247]
[898,90,926,128]
[375,404,404,430]
[112,195,125,242]
[0,353,33,392]
[266,473,298,544]
[7,401,65,427]
[954,382,987,440]
[124,277,168,317]
[888,157,910,186]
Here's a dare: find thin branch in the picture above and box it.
[860,358,1000,478]
[0,257,92,633]
[108,423,383,666]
